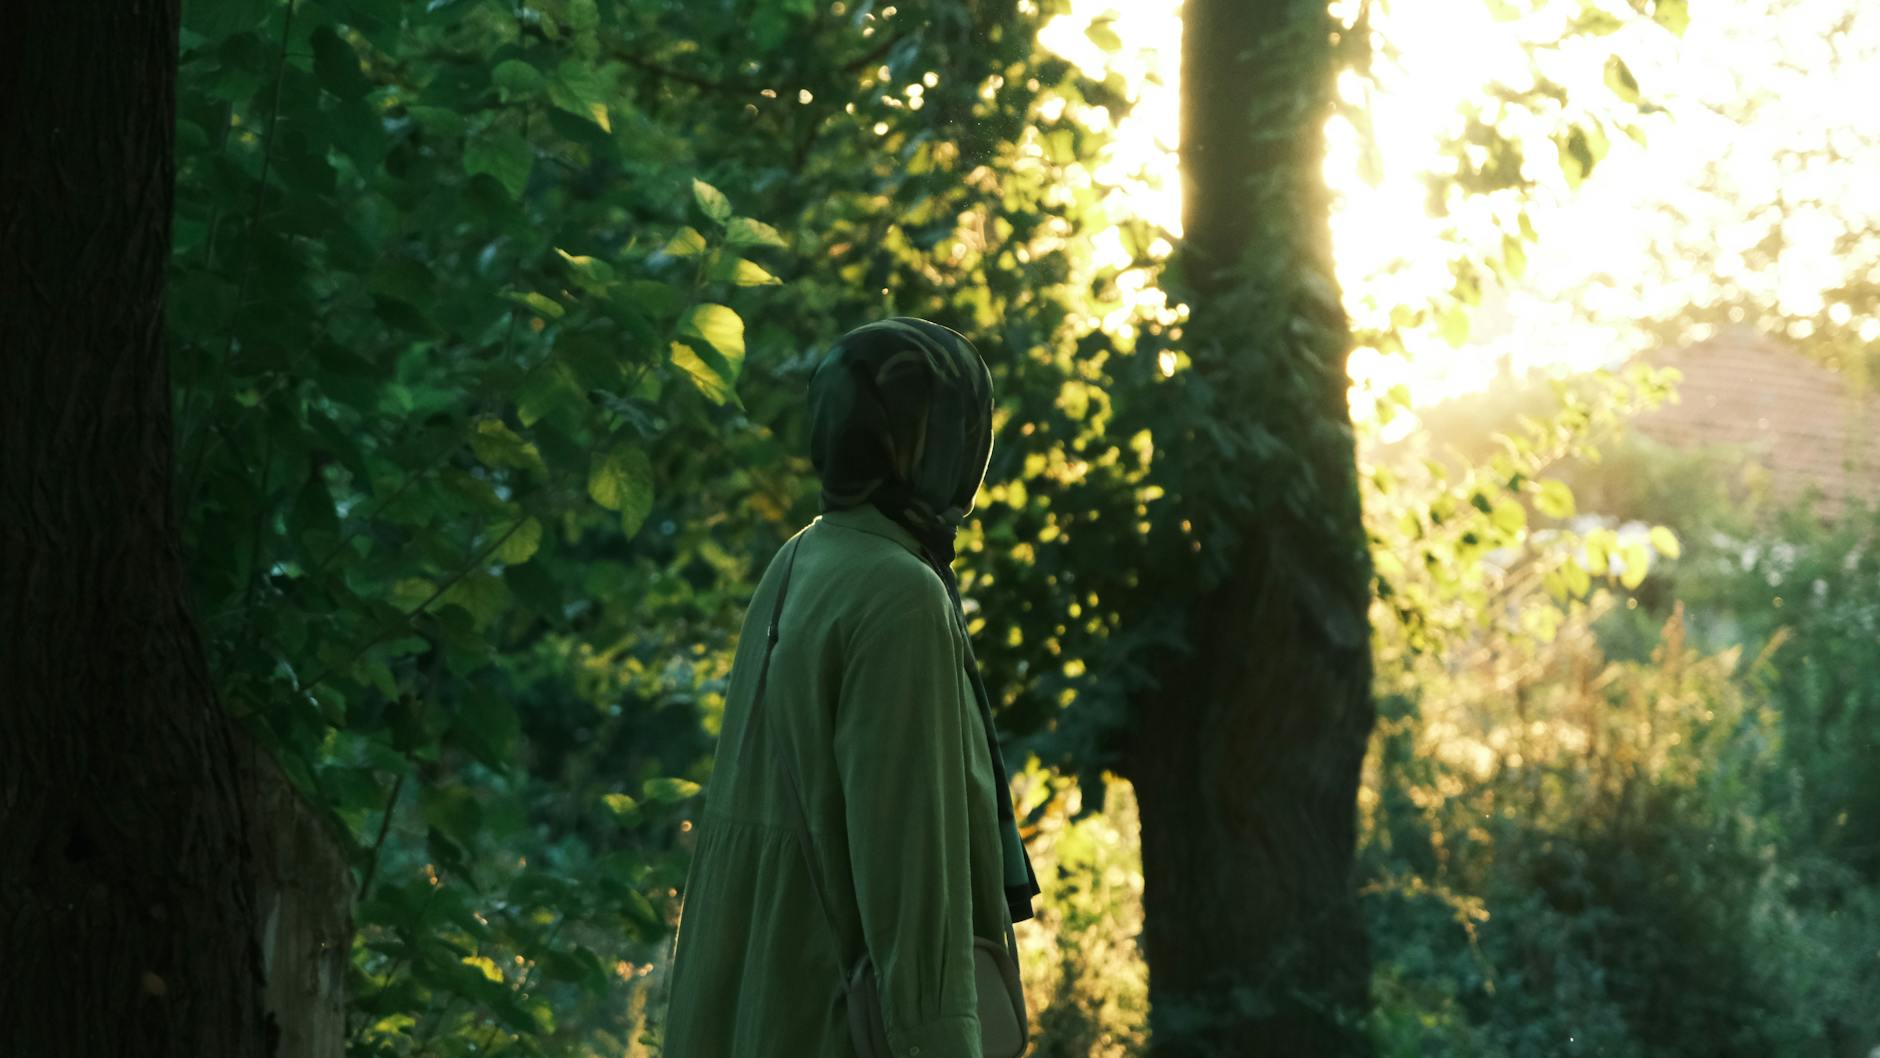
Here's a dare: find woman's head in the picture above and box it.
[807,317,995,533]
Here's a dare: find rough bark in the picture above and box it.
[0,0,275,1053]
[1122,1,1378,1054]
[244,734,355,1058]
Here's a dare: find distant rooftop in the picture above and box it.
[1633,330,1879,517]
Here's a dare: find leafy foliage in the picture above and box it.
[166,0,1878,1052]
[169,0,1187,1051]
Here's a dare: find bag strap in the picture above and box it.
[652,531,827,1040]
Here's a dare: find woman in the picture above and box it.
[659,317,1041,1057]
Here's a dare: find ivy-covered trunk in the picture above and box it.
[1125,1,1377,1054]
[0,0,273,1051]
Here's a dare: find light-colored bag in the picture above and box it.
[756,534,1030,1058]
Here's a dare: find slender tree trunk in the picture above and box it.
[1123,1,1377,1054]
[0,0,274,1053]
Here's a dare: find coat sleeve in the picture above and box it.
[833,587,983,1058]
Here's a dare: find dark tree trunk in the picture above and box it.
[0,0,274,1053]
[1122,1,1377,1054]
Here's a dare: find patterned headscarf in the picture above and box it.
[807,317,1041,924]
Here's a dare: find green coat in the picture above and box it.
[660,503,1015,1058]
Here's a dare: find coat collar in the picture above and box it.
[815,503,924,559]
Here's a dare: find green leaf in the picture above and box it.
[1085,18,1122,51]
[662,226,708,257]
[643,777,701,803]
[1585,529,1613,576]
[566,0,599,45]
[550,59,611,131]
[368,256,436,308]
[1652,0,1690,36]
[391,577,437,611]
[492,59,545,101]
[503,289,565,319]
[709,254,782,286]
[440,570,509,629]
[1603,56,1642,106]
[1649,525,1681,560]
[404,104,466,137]
[517,362,583,427]
[1437,304,1471,348]
[464,130,533,199]
[495,517,542,565]
[1534,479,1576,520]
[329,97,388,167]
[1620,541,1651,589]
[619,885,661,939]
[601,793,639,820]
[1572,10,1624,34]
[420,783,482,848]
[455,685,521,769]
[184,0,269,39]
[312,27,370,100]
[1563,557,1591,598]
[1559,127,1596,187]
[670,341,734,407]
[588,446,654,538]
[693,178,733,224]
[1501,234,1527,282]
[725,216,787,248]
[555,247,616,291]
[1490,498,1527,536]
[678,303,745,364]
[469,417,543,471]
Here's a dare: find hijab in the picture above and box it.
[807,317,1042,925]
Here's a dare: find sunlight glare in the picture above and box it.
[1043,0,1880,423]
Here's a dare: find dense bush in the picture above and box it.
[1025,431,1880,1057]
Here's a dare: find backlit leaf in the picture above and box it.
[503,290,565,319]
[643,777,701,803]
[678,303,745,364]
[555,247,615,290]
[588,446,654,538]
[1620,541,1651,589]
[1649,525,1682,560]
[1652,0,1690,35]
[1534,479,1576,520]
[495,517,542,565]
[663,226,708,257]
[670,341,732,406]
[709,255,781,286]
[1604,56,1642,106]
[725,216,787,248]
[693,178,733,224]
[469,417,543,471]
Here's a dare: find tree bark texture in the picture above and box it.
[244,739,353,1058]
[1124,0,1378,1054]
[0,0,274,1053]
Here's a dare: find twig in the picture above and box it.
[355,773,406,901]
[293,513,535,696]
[839,27,908,72]
[177,0,300,506]
[616,51,752,94]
